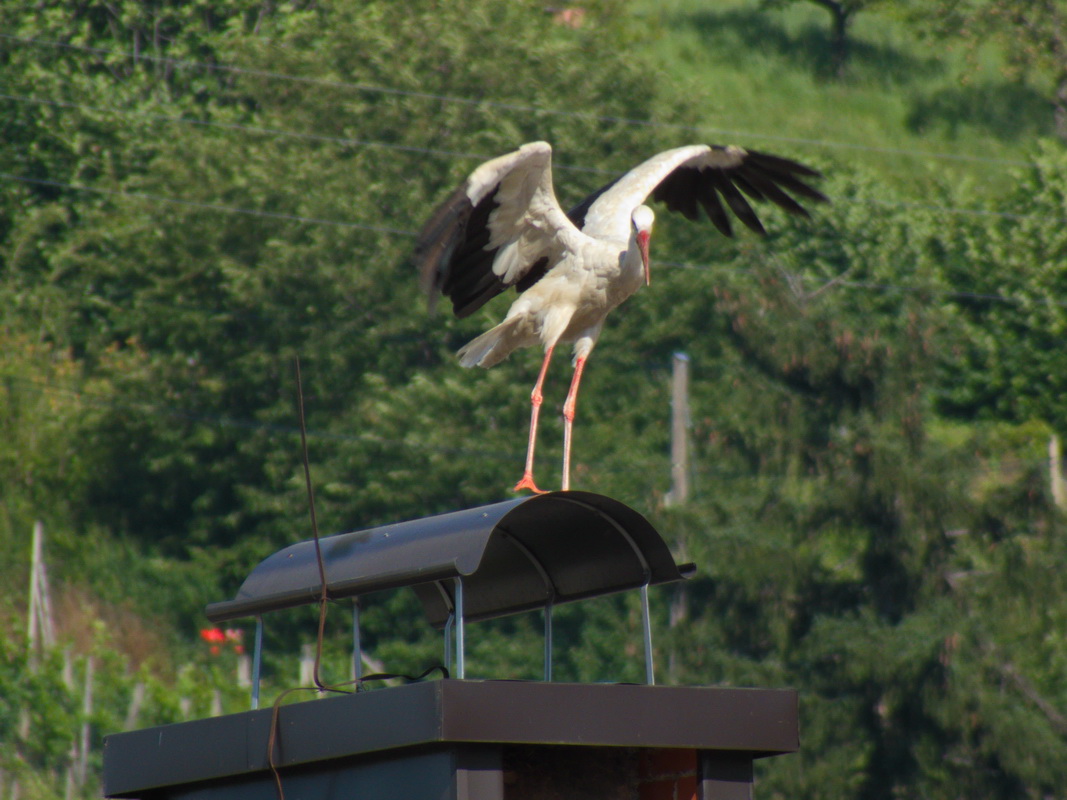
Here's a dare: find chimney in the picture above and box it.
[103,491,798,799]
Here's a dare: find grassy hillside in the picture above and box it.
[634,0,1052,196]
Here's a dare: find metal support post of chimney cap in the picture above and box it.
[352,600,362,682]
[443,613,453,676]
[544,603,554,682]
[553,495,657,685]
[496,527,559,683]
[640,584,655,685]
[454,578,466,679]
[251,616,263,710]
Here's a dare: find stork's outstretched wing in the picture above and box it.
[415,141,583,319]
[576,144,827,241]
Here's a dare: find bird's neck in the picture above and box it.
[618,235,646,294]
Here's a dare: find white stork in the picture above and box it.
[416,141,826,494]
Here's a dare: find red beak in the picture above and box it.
[636,230,651,286]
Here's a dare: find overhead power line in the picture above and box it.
[0,33,676,124]
[0,172,417,234]
[1,168,1057,233]
[0,91,613,175]
[857,197,1045,222]
[655,260,1067,310]
[3,170,1066,311]
[0,33,1035,169]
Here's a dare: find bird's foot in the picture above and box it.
[512,473,547,494]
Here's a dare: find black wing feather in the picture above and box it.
[693,178,733,237]
[739,170,811,217]
[415,185,519,319]
[653,169,703,221]
[650,146,827,237]
[746,150,823,179]
[752,166,828,204]
[707,170,765,235]
[415,185,473,297]
[731,173,766,203]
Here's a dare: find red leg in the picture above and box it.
[513,346,554,494]
[560,355,587,491]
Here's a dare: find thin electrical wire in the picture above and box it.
[0,32,1035,169]
[0,172,418,234]
[0,90,614,175]
[3,86,1051,227]
[0,92,1045,203]
[0,91,1048,223]
[832,277,1067,309]
[656,260,1067,309]
[0,92,480,167]
[856,197,1048,221]
[1,76,1062,313]
[1,161,1059,233]
[3,168,1063,310]
[1,90,1047,225]
[9,255,1057,351]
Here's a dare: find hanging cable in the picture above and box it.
[0,172,417,234]
[0,32,1035,169]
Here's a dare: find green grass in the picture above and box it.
[631,0,1054,196]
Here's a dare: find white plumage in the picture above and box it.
[416,141,826,493]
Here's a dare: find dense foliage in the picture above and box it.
[2,1,1065,798]
[903,0,1067,140]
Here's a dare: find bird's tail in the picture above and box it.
[457,316,525,368]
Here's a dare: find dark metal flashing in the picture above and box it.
[103,680,798,798]
[205,491,694,626]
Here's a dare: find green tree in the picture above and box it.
[902,0,1067,140]
[761,0,886,76]
[933,142,1067,433]
[642,168,1067,799]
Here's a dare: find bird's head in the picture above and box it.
[631,205,654,286]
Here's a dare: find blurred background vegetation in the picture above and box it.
[2,0,1067,797]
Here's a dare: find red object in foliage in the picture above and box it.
[201,627,245,656]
